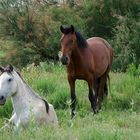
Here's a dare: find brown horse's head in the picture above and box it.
[60,25,77,65]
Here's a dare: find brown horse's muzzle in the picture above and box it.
[60,55,69,65]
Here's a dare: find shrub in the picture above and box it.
[77,0,117,38]
[0,0,85,67]
[112,14,140,71]
[0,0,140,70]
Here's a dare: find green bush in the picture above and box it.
[77,0,117,38]
[0,0,140,70]
[0,0,85,67]
[112,14,140,71]
[127,63,140,78]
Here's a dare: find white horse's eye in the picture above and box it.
[8,78,12,82]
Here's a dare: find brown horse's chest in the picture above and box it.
[67,64,90,80]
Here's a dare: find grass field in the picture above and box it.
[0,63,140,140]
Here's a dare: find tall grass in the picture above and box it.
[0,63,140,140]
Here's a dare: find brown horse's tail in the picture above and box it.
[102,39,113,96]
[106,74,111,96]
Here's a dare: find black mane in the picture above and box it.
[61,25,87,48]
[75,31,87,48]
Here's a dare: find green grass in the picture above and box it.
[0,51,5,57]
[0,63,140,140]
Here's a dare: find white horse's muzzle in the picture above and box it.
[0,95,6,105]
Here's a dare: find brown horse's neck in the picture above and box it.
[72,44,83,60]
[68,43,88,70]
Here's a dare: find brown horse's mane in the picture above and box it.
[75,31,87,48]
[61,25,87,48]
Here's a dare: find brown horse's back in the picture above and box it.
[87,37,113,78]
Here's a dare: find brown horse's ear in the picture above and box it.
[60,25,65,33]
[0,66,4,73]
[71,25,75,33]
[6,64,13,72]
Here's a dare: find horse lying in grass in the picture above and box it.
[0,65,58,130]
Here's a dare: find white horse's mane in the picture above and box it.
[11,68,49,113]
[13,69,42,99]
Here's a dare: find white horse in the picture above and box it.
[0,65,58,130]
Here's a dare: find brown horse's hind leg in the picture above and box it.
[104,82,108,97]
[68,76,76,118]
[88,79,97,114]
[96,78,100,100]
[95,78,108,110]
[97,72,108,110]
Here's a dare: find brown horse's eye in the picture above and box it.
[70,40,74,43]
[67,40,74,46]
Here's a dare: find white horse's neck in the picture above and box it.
[11,71,39,116]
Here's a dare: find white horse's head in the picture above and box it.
[0,65,17,105]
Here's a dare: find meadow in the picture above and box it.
[0,62,140,140]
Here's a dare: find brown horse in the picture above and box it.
[60,25,113,117]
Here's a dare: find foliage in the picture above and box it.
[77,0,117,38]
[112,13,140,71]
[0,0,60,61]
[127,63,140,78]
[112,16,133,71]
[0,0,85,66]
[0,0,140,70]
[0,38,40,68]
[110,0,140,71]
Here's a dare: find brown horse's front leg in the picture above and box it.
[88,80,97,114]
[68,76,76,118]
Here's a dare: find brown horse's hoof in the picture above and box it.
[90,108,98,115]
[94,109,99,114]
[71,111,76,119]
[91,110,98,116]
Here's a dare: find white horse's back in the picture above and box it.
[48,104,58,125]
[29,98,58,126]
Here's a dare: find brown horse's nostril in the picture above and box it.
[61,56,68,65]
[65,56,68,62]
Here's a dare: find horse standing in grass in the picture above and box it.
[0,65,58,130]
[60,25,113,117]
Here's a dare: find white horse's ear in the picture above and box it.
[6,64,13,72]
[0,66,4,73]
